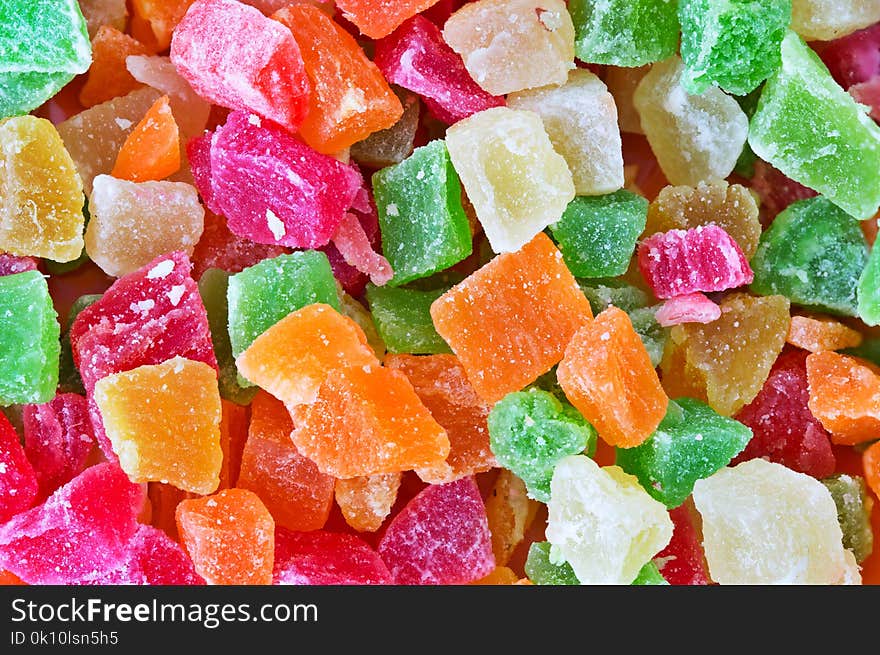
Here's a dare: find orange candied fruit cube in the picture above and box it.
[272,4,403,154]
[290,364,450,478]
[786,313,863,353]
[806,351,880,445]
[385,353,496,483]
[430,233,593,404]
[235,303,379,409]
[176,488,275,585]
[238,391,335,532]
[334,472,401,532]
[557,306,669,448]
[334,0,443,39]
[93,356,223,495]
[78,25,151,108]
[111,95,181,182]
[864,440,880,499]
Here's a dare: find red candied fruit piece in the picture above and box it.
[733,349,836,478]
[377,476,494,584]
[23,393,95,503]
[0,412,38,524]
[273,528,393,585]
[70,251,217,460]
[186,132,222,214]
[375,16,505,125]
[0,254,38,276]
[817,23,880,89]
[654,505,710,586]
[0,463,144,584]
[191,209,290,280]
[750,160,818,226]
[208,111,364,249]
[82,525,206,585]
[170,0,310,132]
[850,75,880,121]
[637,224,753,299]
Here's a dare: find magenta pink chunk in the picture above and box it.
[81,525,205,585]
[170,0,310,131]
[23,393,95,503]
[320,182,381,297]
[209,111,363,249]
[733,349,835,478]
[0,463,144,583]
[0,254,38,276]
[0,412,37,524]
[186,133,222,215]
[750,161,818,227]
[377,476,494,585]
[374,16,505,125]
[850,75,880,121]
[654,505,709,586]
[637,225,754,299]
[70,251,217,460]
[818,23,880,89]
[331,212,393,286]
[655,292,721,327]
[273,529,393,585]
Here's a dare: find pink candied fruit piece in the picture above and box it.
[186,132,222,215]
[377,476,494,585]
[320,183,381,296]
[733,349,836,478]
[82,525,205,585]
[0,254,38,276]
[0,463,144,584]
[170,0,310,132]
[750,160,818,226]
[653,505,709,586]
[637,224,754,300]
[331,212,393,286]
[70,251,217,460]
[818,23,880,90]
[850,75,880,121]
[273,528,393,585]
[23,393,95,503]
[0,411,38,524]
[208,111,363,249]
[191,209,290,280]
[655,292,722,327]
[374,15,505,125]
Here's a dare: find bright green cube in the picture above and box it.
[748,31,880,220]
[373,140,472,286]
[549,190,648,278]
[364,283,451,355]
[0,270,61,404]
[750,196,868,317]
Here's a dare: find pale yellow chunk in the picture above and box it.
[57,87,162,196]
[605,65,649,135]
[334,473,401,533]
[86,175,204,278]
[634,57,749,186]
[94,357,223,496]
[546,455,673,585]
[791,0,880,41]
[508,69,624,196]
[443,0,575,96]
[693,459,850,585]
[0,116,85,262]
[446,107,574,253]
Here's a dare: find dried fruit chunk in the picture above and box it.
[485,470,540,567]
[334,473,401,533]
[274,528,393,585]
[786,314,863,352]
[806,350,880,445]
[791,0,880,41]
[111,95,181,182]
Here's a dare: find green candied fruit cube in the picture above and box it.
[629,306,669,368]
[678,0,791,96]
[549,190,648,278]
[857,242,880,326]
[0,270,61,404]
[578,278,651,315]
[748,31,880,220]
[199,268,257,405]
[569,0,680,67]
[524,542,580,585]
[750,196,868,317]
[227,251,340,361]
[364,283,451,355]
[615,398,753,508]
[373,139,472,286]
[821,474,874,564]
[57,293,101,395]
[487,388,597,502]
[632,561,668,585]
[0,0,92,117]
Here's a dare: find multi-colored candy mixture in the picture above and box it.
[2,0,880,586]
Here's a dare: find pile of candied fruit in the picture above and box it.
[2,0,880,586]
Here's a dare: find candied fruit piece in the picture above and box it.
[132,0,196,51]
[546,455,674,585]
[693,459,850,584]
[365,285,451,355]
[858,234,880,326]
[819,23,880,89]
[350,90,420,168]
[78,25,150,109]
[377,476,495,584]
[274,529,393,585]
[806,351,880,445]
[655,293,722,327]
[787,314,863,352]
[653,504,710,585]
[558,306,668,448]
[0,412,37,524]
[335,473,401,533]
[111,95,181,182]
[821,474,874,564]
[749,160,818,226]
[525,542,579,585]
[191,211,289,281]
[430,233,593,404]
[176,488,275,585]
[791,0,880,41]
[79,0,128,38]
[484,469,540,567]
[863,441,880,501]
[335,0,443,39]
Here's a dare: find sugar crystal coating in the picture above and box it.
[0,411,37,524]
[806,351,880,445]
[366,284,452,355]
[78,25,150,109]
[335,0,444,39]
[655,293,722,327]
[791,0,880,41]
[524,541,579,585]
[786,314,863,352]
[274,528,393,585]
[334,473,401,533]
